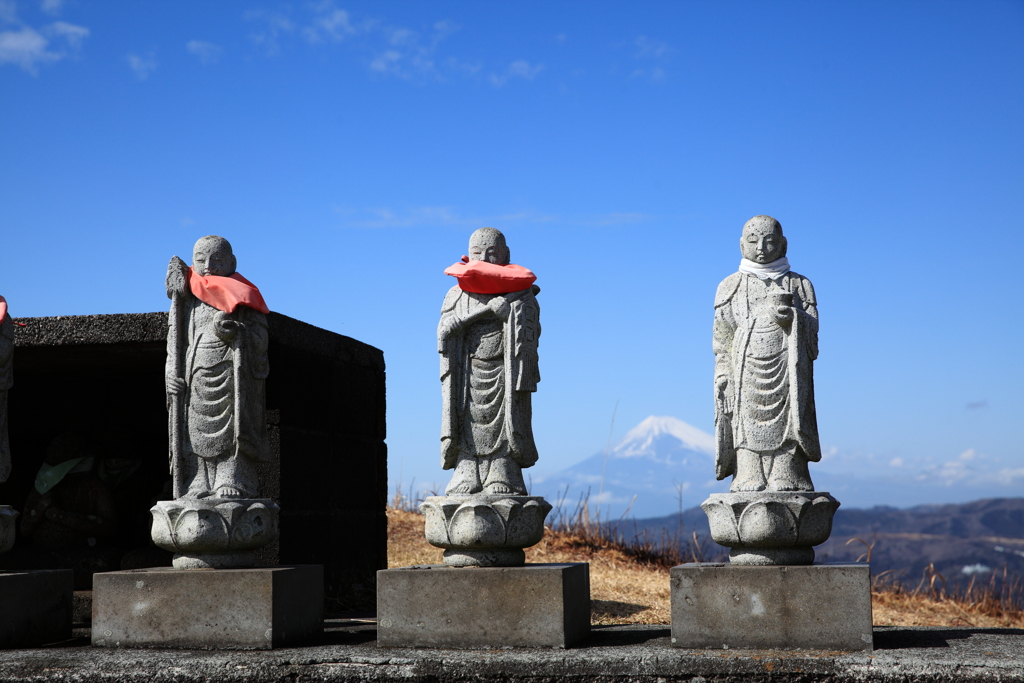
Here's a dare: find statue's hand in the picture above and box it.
[214,317,240,341]
[488,296,510,319]
[715,376,733,415]
[165,376,187,395]
[771,305,794,326]
[438,316,459,340]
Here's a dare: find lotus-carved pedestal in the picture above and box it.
[150,498,279,569]
[420,495,552,567]
[702,492,840,565]
[0,505,17,554]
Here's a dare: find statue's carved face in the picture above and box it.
[468,232,509,265]
[741,224,786,264]
[193,240,236,277]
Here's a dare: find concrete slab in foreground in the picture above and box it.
[2,624,1023,682]
[377,563,590,648]
[92,565,323,650]
[671,562,873,651]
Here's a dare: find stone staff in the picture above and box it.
[165,255,188,498]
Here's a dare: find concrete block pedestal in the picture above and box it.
[0,569,73,648]
[377,563,590,648]
[92,565,323,650]
[670,562,872,651]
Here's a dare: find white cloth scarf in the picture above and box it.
[738,257,790,280]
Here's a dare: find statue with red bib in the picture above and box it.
[153,236,278,569]
[422,228,551,567]
[438,227,541,496]
[164,236,270,500]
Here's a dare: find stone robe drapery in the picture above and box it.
[0,309,12,483]
[713,271,820,480]
[439,285,540,470]
[167,295,269,496]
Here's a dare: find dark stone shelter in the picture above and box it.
[0,312,386,612]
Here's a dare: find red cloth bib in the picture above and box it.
[188,270,270,314]
[444,259,537,294]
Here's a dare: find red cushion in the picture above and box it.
[444,260,537,294]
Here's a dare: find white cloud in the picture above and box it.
[366,20,462,80]
[0,15,87,74]
[244,8,294,56]
[49,21,86,48]
[993,467,1024,484]
[489,59,543,86]
[630,35,671,82]
[634,35,671,59]
[387,27,414,46]
[239,6,517,85]
[958,448,978,461]
[40,0,62,15]
[337,206,652,229]
[630,66,665,82]
[0,0,18,24]
[368,49,399,73]
[912,448,996,486]
[126,53,156,80]
[889,457,904,467]
[369,49,401,74]
[304,1,355,44]
[0,26,55,72]
[340,206,554,229]
[444,55,480,76]
[186,39,222,64]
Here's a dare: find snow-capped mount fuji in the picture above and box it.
[531,416,719,520]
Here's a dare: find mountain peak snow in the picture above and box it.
[613,415,715,457]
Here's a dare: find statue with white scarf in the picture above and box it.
[713,215,821,492]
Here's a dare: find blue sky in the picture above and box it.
[2,1,1022,513]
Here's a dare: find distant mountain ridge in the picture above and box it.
[533,413,1024,584]
[628,498,1024,587]
[532,413,1013,517]
[532,416,717,519]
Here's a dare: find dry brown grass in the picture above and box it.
[870,565,1024,628]
[870,589,1024,628]
[388,506,1024,627]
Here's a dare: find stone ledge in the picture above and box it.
[1,624,1022,681]
[12,311,384,371]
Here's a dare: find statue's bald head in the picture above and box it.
[740,215,787,264]
[468,227,510,265]
[192,235,237,277]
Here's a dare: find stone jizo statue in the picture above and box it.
[0,296,12,486]
[703,215,837,566]
[422,228,551,567]
[438,227,541,496]
[165,236,270,500]
[713,215,820,492]
[154,236,278,569]
[0,295,15,553]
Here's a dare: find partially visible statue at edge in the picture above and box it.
[0,295,12,485]
[165,236,270,500]
[438,228,541,496]
[714,215,821,493]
